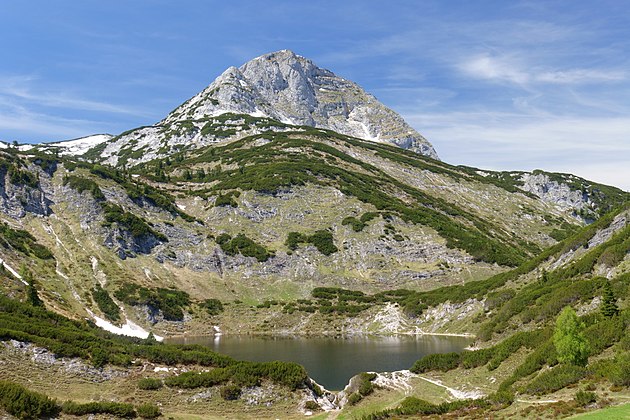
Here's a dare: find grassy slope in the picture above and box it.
[338,204,630,418]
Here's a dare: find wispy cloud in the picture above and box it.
[459,54,626,86]
[0,75,152,116]
[402,109,630,191]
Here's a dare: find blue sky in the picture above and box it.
[1,1,628,190]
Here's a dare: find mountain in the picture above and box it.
[0,50,629,419]
[0,50,626,337]
[88,50,437,167]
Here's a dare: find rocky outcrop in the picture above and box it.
[96,50,437,166]
[0,164,52,218]
[520,173,591,212]
[166,50,437,158]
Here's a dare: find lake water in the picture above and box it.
[168,335,472,390]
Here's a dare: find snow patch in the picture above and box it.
[0,258,27,285]
[42,134,113,156]
[87,309,164,341]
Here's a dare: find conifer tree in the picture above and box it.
[600,281,619,317]
[21,265,42,307]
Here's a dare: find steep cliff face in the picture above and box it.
[165,50,437,158]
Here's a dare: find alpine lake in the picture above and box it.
[167,334,472,390]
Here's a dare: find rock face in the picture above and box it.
[520,173,591,211]
[165,50,438,158]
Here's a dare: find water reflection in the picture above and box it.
[168,335,471,390]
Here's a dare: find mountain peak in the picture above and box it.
[164,50,438,158]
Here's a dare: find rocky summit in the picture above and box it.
[91,50,437,167]
[166,50,437,158]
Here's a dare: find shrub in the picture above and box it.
[304,400,320,411]
[286,230,338,255]
[92,284,121,322]
[347,392,362,405]
[0,380,60,419]
[136,403,161,418]
[138,378,163,390]
[308,230,338,255]
[0,223,54,259]
[342,216,365,232]
[217,233,271,262]
[214,191,240,207]
[486,390,515,407]
[220,385,242,400]
[574,390,597,406]
[358,380,374,397]
[607,353,630,386]
[411,352,460,373]
[61,401,136,417]
[63,175,105,201]
[101,203,167,242]
[523,364,587,395]
[114,284,190,322]
[203,298,224,315]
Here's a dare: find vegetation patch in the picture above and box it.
[0,380,60,419]
[101,203,167,242]
[216,233,271,262]
[114,284,190,321]
[63,174,105,200]
[285,229,338,255]
[341,212,380,232]
[91,284,121,322]
[0,223,54,260]
[214,190,241,207]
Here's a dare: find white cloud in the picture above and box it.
[403,110,630,191]
[459,54,530,85]
[459,54,626,86]
[0,74,151,116]
[537,69,626,84]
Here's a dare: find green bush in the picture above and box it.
[554,306,589,367]
[0,222,54,259]
[61,400,136,417]
[101,203,167,242]
[203,298,224,315]
[0,380,60,419]
[63,175,105,201]
[136,403,161,418]
[485,390,515,407]
[411,352,460,373]
[138,378,163,390]
[607,353,630,386]
[308,230,338,255]
[523,364,587,395]
[285,229,338,255]
[342,216,365,232]
[114,284,190,321]
[220,385,242,400]
[574,390,597,406]
[214,191,240,207]
[363,396,490,419]
[217,233,271,262]
[347,392,362,405]
[92,284,121,322]
[304,400,320,411]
